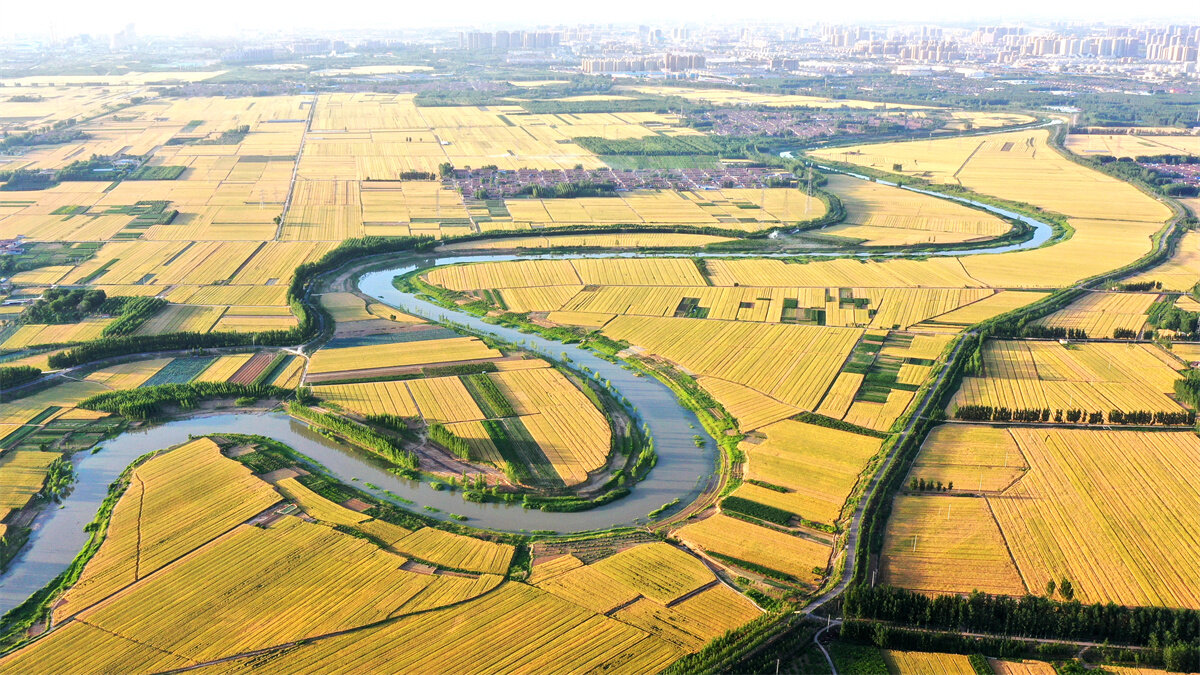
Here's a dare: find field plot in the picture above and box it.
[193,354,254,383]
[676,513,831,584]
[407,376,486,422]
[1,318,112,349]
[0,380,109,427]
[184,581,686,674]
[0,450,61,516]
[493,187,826,233]
[811,130,1172,288]
[603,316,861,410]
[880,494,1029,596]
[1064,133,1200,158]
[311,381,420,418]
[734,420,881,527]
[824,174,1011,246]
[908,424,1027,493]
[84,358,172,390]
[883,650,977,675]
[992,428,1200,607]
[1036,291,1155,338]
[696,377,799,431]
[1126,207,1200,291]
[389,527,514,575]
[320,292,376,322]
[306,337,501,375]
[883,426,1200,608]
[950,341,1186,420]
[533,542,760,648]
[490,368,610,484]
[53,438,281,621]
[919,290,1049,329]
[703,257,983,288]
[990,659,1058,675]
[275,477,369,526]
[133,304,226,335]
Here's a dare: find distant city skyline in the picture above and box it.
[4,0,1200,38]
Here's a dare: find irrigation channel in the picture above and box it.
[0,169,1055,617]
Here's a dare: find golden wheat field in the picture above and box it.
[306,337,501,375]
[0,450,61,513]
[824,174,1010,246]
[0,380,109,425]
[908,424,1027,493]
[1064,133,1200,158]
[490,368,610,484]
[52,438,281,621]
[696,377,799,431]
[880,494,1029,596]
[733,420,881,527]
[883,427,1200,608]
[991,428,1200,607]
[604,316,861,410]
[1035,291,1155,338]
[812,130,1172,288]
[676,513,831,584]
[950,340,1185,419]
[182,581,688,674]
[920,290,1050,329]
[882,650,977,675]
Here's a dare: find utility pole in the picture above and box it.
[805,164,813,215]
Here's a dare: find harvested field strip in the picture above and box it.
[228,352,278,385]
[194,354,254,383]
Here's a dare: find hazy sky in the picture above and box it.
[5,0,1200,37]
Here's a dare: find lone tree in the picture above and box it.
[1059,577,1074,601]
[1045,579,1056,596]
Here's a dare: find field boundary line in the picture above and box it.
[951,140,985,180]
[55,506,280,625]
[162,574,512,674]
[73,617,199,667]
[983,495,1032,595]
[275,94,318,240]
[132,476,146,580]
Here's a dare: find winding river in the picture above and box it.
[0,169,1058,617]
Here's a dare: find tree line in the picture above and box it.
[80,382,289,420]
[844,584,1200,647]
[954,404,1195,426]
